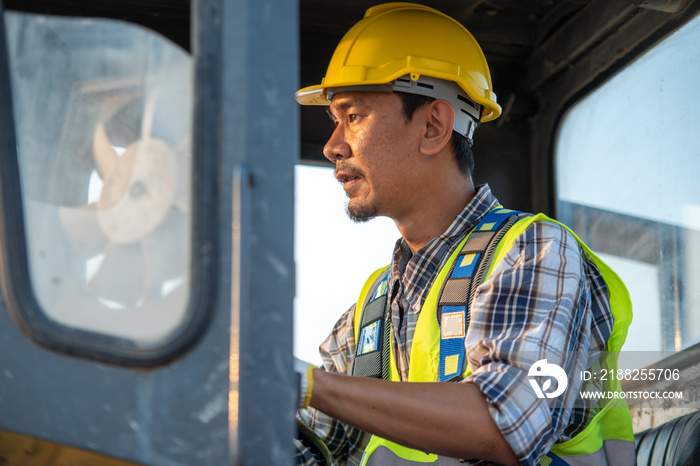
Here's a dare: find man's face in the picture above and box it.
[324,91,424,223]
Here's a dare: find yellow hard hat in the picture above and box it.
[295,2,501,123]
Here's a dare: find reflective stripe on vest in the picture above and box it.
[365,443,464,465]
[353,210,636,465]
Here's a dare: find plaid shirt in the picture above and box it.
[295,184,614,466]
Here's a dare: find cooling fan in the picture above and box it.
[55,90,190,309]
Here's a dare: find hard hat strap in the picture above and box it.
[326,75,481,144]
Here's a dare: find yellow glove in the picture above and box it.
[294,357,317,409]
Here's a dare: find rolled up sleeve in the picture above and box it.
[463,221,607,465]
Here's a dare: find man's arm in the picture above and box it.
[309,371,519,465]
[296,305,370,465]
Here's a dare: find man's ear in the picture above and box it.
[420,99,454,156]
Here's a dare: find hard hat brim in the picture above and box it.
[295,85,329,106]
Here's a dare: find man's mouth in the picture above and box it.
[336,173,360,184]
[335,164,364,186]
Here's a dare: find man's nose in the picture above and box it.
[323,126,351,162]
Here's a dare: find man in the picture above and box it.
[294,3,635,465]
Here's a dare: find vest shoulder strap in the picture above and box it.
[351,268,391,378]
[435,208,530,381]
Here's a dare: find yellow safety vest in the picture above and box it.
[353,212,636,465]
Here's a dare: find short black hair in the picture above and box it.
[395,91,475,176]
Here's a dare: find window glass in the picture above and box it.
[294,165,399,364]
[6,12,193,345]
[556,13,700,364]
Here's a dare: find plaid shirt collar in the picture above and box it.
[390,183,501,312]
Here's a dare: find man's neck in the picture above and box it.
[395,177,476,254]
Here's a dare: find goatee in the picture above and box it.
[346,202,377,223]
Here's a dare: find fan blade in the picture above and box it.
[58,204,109,258]
[24,201,118,322]
[141,88,160,139]
[97,138,176,244]
[172,170,190,213]
[140,209,190,297]
[172,134,191,213]
[132,278,190,341]
[87,242,145,307]
[25,200,100,291]
[93,121,118,177]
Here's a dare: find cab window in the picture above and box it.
[0,11,205,364]
[555,13,700,367]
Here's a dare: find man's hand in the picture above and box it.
[294,357,317,409]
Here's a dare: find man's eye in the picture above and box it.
[349,114,359,122]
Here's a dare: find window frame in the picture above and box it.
[0,10,218,367]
